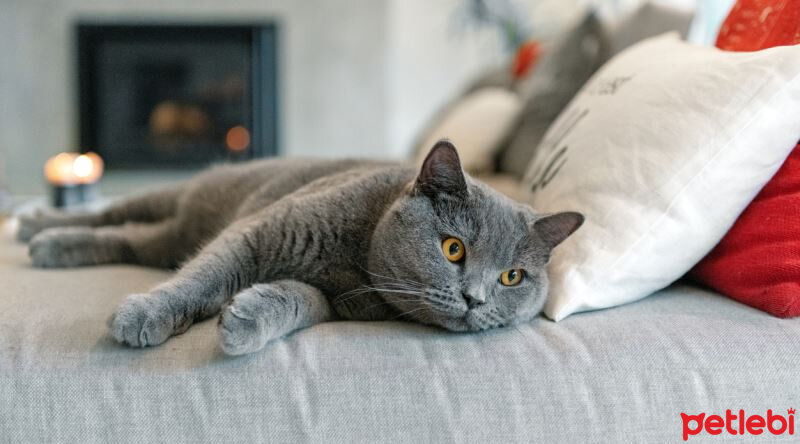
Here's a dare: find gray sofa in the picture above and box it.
[2,229,798,442]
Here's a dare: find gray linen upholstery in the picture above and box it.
[1,231,798,442]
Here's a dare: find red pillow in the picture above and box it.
[715,0,800,51]
[690,0,800,317]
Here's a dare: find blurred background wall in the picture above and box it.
[0,0,711,198]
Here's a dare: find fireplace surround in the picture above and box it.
[77,23,278,169]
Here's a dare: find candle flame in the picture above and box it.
[44,151,105,185]
[73,155,94,179]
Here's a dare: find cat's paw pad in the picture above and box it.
[28,227,97,268]
[219,291,275,356]
[108,293,176,347]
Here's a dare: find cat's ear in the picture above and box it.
[415,139,468,199]
[534,212,584,249]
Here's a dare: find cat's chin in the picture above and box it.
[429,311,504,332]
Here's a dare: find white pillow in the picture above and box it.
[522,33,800,321]
[416,87,522,174]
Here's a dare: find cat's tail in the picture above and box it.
[17,185,184,242]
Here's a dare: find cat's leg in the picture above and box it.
[17,209,105,242]
[29,219,183,268]
[218,280,334,355]
[108,216,269,347]
[109,197,345,348]
[17,186,182,242]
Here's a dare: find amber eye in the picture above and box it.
[441,237,465,262]
[500,269,524,286]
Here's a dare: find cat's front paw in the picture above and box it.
[108,293,178,347]
[29,227,97,268]
[17,211,53,243]
[219,289,277,356]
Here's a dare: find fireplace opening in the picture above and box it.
[77,23,278,169]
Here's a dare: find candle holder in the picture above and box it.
[51,183,99,208]
[44,152,104,208]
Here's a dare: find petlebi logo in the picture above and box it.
[681,408,795,441]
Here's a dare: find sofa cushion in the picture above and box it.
[410,67,515,170]
[414,88,522,174]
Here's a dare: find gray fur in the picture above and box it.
[219,280,334,355]
[20,141,582,355]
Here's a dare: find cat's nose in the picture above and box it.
[463,293,486,309]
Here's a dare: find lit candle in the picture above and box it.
[44,152,104,186]
[73,153,104,184]
[43,151,104,207]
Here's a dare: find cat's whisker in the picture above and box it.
[335,288,373,299]
[336,289,369,298]
[363,298,421,311]
[367,282,423,291]
[391,306,429,320]
[366,288,422,295]
[358,265,426,288]
[371,281,425,293]
[337,283,422,298]
[333,287,379,305]
[334,286,423,307]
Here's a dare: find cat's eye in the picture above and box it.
[441,237,465,262]
[500,269,524,286]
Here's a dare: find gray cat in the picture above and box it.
[18,141,583,355]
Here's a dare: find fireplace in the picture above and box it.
[77,23,278,169]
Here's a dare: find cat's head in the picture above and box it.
[369,140,583,331]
